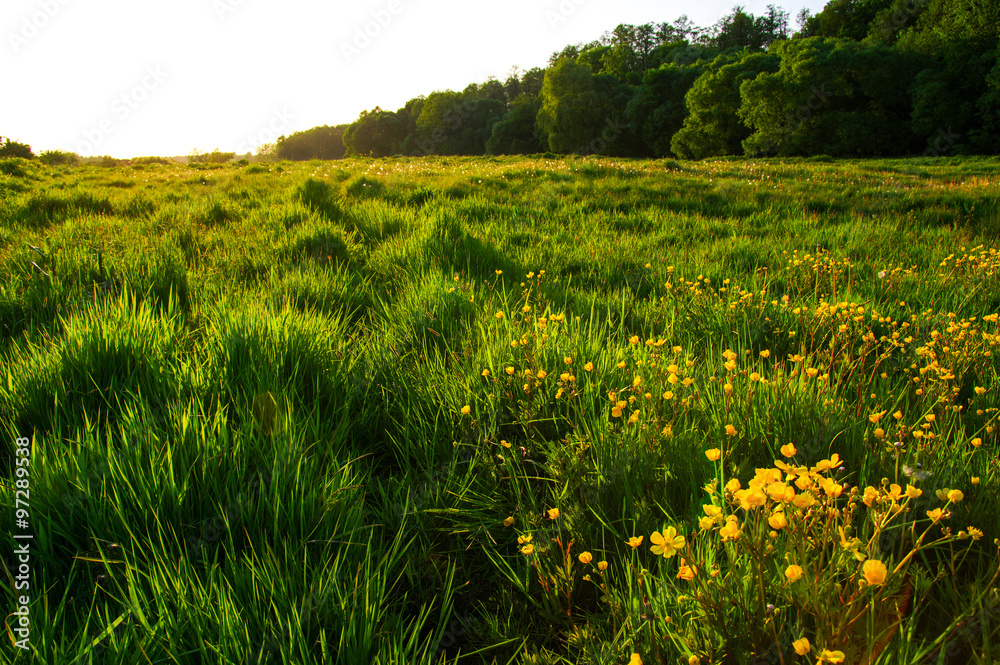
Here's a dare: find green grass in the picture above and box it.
[1,154,999,664]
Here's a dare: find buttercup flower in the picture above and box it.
[780,443,797,457]
[725,424,737,436]
[785,565,804,583]
[578,551,593,564]
[547,508,560,519]
[705,448,721,461]
[627,536,644,549]
[863,559,887,586]
[650,526,686,558]
[503,516,514,527]
[793,638,811,655]
[461,405,471,415]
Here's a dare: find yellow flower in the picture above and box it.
[578,551,593,564]
[611,406,623,418]
[461,405,471,415]
[869,410,887,424]
[904,485,921,499]
[520,544,534,555]
[495,269,502,276]
[627,536,644,549]
[793,637,811,655]
[547,508,560,519]
[947,489,964,503]
[481,369,490,377]
[925,413,936,422]
[780,443,797,457]
[971,437,982,447]
[598,560,608,571]
[785,565,804,583]
[517,534,532,545]
[719,516,741,542]
[503,516,514,527]
[584,362,594,372]
[863,486,879,506]
[749,372,761,382]
[927,508,945,522]
[975,386,986,395]
[886,484,903,501]
[564,356,573,364]
[760,349,770,358]
[705,448,721,461]
[629,335,640,345]
[650,526,686,558]
[677,558,697,581]
[725,478,741,493]
[617,361,627,369]
[768,511,788,530]
[893,410,903,419]
[863,559,888,586]
[874,427,885,438]
[501,440,512,448]
[806,367,819,378]
[788,354,805,363]
[505,366,515,375]
[725,424,737,436]
[723,382,733,395]
[663,391,675,400]
[495,311,505,319]
[629,654,641,665]
[536,370,547,380]
[698,516,715,530]
[819,649,845,663]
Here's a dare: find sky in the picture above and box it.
[2,0,829,158]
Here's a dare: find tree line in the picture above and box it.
[277,0,998,160]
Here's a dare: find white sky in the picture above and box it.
[2,0,828,158]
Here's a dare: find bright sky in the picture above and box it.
[2,0,829,158]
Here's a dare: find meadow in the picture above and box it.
[1,153,999,664]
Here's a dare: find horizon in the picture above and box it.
[2,0,827,159]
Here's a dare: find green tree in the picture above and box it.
[0,137,35,159]
[626,61,706,156]
[343,108,407,157]
[671,51,780,159]
[739,37,921,156]
[276,125,347,160]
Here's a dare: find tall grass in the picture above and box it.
[1,155,999,663]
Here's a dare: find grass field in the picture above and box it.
[2,153,1000,664]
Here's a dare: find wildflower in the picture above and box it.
[768,511,788,530]
[792,492,816,509]
[725,424,737,436]
[564,356,573,364]
[688,657,700,665]
[495,311,505,320]
[760,349,770,358]
[869,410,887,424]
[788,354,805,363]
[785,565,804,583]
[818,650,845,664]
[517,534,532,545]
[537,370,547,380]
[629,655,642,665]
[521,544,534,555]
[547,508,560,520]
[495,270,502,276]
[598,561,608,571]
[947,489,964,503]
[650,526,686,558]
[971,437,982,447]
[677,558,697,581]
[461,405,471,415]
[725,478,741,493]
[975,386,986,395]
[505,366,515,375]
[501,440,511,448]
[886,484,903,501]
[927,508,945,522]
[578,551,593,564]
[863,559,888,586]
[874,427,885,438]
[815,454,841,472]
[481,369,490,377]
[723,383,733,395]
[629,335,640,345]
[627,536,644,549]
[663,391,675,400]
[719,516,741,542]
[781,443,797,457]
[584,362,594,372]
[503,516,514,527]
[793,638,811,655]
[806,367,819,377]
[893,410,903,419]
[749,372,761,382]
[705,448,721,461]
[972,477,980,485]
